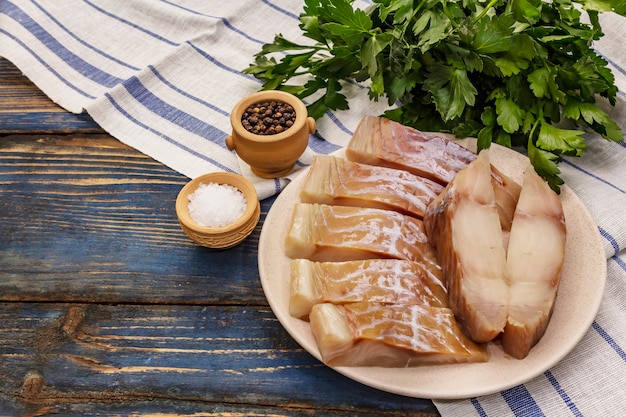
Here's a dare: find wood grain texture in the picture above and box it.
[0,57,440,416]
[0,303,438,416]
[0,134,266,304]
[0,59,103,134]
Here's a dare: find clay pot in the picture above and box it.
[225,90,316,178]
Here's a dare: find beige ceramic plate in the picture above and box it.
[258,140,606,400]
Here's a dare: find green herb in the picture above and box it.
[244,0,626,192]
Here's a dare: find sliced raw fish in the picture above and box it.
[289,258,447,319]
[309,302,488,367]
[502,166,566,359]
[284,203,439,267]
[424,150,509,343]
[491,164,522,233]
[300,155,444,219]
[345,116,521,230]
[345,116,476,185]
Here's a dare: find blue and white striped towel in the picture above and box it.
[1,1,625,415]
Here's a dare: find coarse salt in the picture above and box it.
[187,182,247,227]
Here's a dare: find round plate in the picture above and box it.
[258,140,606,400]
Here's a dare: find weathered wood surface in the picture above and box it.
[0,57,440,416]
[0,133,264,305]
[0,303,437,416]
[0,60,102,134]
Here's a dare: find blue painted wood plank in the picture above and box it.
[0,57,103,134]
[0,303,439,416]
[0,135,272,304]
[0,111,102,133]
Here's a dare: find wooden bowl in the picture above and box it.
[176,172,260,249]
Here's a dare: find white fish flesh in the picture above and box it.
[300,155,444,219]
[284,203,439,268]
[345,115,476,185]
[424,150,509,343]
[501,166,566,359]
[345,116,522,231]
[491,164,522,233]
[289,258,447,319]
[309,302,488,366]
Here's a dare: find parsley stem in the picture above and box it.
[441,0,459,29]
[472,0,500,24]
[528,115,542,147]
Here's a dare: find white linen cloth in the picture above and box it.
[1,1,625,415]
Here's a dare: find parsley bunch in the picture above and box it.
[245,0,626,191]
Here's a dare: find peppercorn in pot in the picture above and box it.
[241,100,296,135]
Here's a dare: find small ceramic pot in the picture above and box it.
[226,90,316,178]
[176,172,260,249]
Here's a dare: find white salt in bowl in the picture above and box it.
[176,172,260,249]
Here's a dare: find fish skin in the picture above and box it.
[345,116,521,230]
[300,155,444,219]
[346,116,476,185]
[501,166,566,359]
[309,302,488,367]
[424,150,509,343]
[491,164,522,233]
[289,258,447,320]
[284,203,440,268]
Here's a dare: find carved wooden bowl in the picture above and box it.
[176,172,260,249]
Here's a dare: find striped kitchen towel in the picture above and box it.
[0,0,388,199]
[1,1,626,416]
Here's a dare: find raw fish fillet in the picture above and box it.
[309,302,488,366]
[491,164,522,233]
[289,258,447,319]
[345,116,476,185]
[300,155,444,219]
[285,203,439,267]
[424,150,509,343]
[501,166,566,359]
[345,116,522,230]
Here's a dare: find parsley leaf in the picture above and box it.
[538,121,587,156]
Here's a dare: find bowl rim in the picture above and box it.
[176,172,259,233]
[230,90,308,143]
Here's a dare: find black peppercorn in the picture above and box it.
[242,100,296,135]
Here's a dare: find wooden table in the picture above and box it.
[0,57,440,416]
